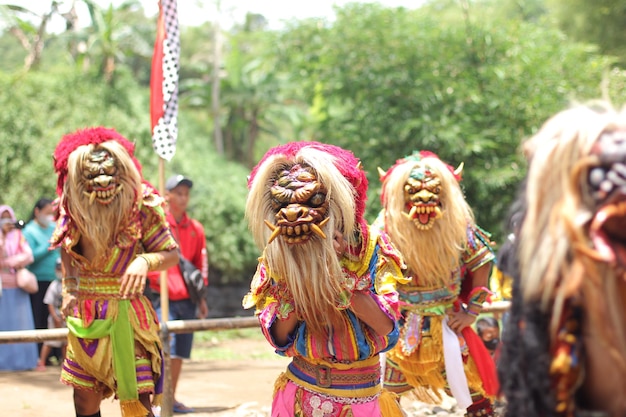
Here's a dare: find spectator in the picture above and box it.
[0,204,38,371]
[148,174,209,414]
[35,258,66,371]
[476,316,501,363]
[22,197,60,362]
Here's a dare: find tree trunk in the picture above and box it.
[103,55,115,83]
[211,19,224,155]
[10,2,58,71]
[247,111,259,168]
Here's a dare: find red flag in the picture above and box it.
[150,0,179,161]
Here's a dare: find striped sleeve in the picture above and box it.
[141,203,178,253]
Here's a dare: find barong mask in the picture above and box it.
[381,152,463,231]
[246,142,368,334]
[502,104,626,417]
[379,151,470,286]
[587,131,626,267]
[53,127,143,259]
[266,163,330,245]
[402,161,444,230]
[82,148,123,206]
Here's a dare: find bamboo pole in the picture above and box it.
[0,304,517,345]
[0,316,260,344]
[157,155,173,417]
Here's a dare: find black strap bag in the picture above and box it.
[179,255,207,304]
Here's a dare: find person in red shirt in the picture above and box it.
[148,174,209,414]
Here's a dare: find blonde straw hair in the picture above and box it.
[381,156,471,287]
[246,148,360,335]
[519,101,626,370]
[64,141,142,261]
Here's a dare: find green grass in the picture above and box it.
[194,327,265,343]
[190,328,280,361]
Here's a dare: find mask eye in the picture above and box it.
[309,193,325,207]
[270,197,283,211]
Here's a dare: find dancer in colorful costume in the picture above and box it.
[243,141,408,416]
[52,127,179,417]
[499,103,626,417]
[377,151,499,417]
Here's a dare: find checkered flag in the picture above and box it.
[150,0,180,161]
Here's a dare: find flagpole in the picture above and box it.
[158,156,173,417]
[151,0,180,414]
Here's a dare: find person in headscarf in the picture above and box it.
[0,204,38,370]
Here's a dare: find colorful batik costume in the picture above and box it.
[244,226,407,417]
[376,151,499,417]
[383,225,497,406]
[51,184,177,413]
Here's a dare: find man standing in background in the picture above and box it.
[148,174,209,414]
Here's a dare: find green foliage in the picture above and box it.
[273,2,626,242]
[178,22,215,81]
[180,21,309,168]
[547,0,626,65]
[0,67,258,283]
[0,68,153,220]
[78,0,154,82]
[4,0,626,285]
[0,30,27,71]
[160,111,259,282]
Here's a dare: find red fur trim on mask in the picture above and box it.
[248,141,369,229]
[53,127,142,196]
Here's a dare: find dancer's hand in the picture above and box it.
[120,256,149,298]
[446,308,476,333]
[333,230,346,257]
[61,293,77,320]
[197,298,209,319]
[350,291,394,336]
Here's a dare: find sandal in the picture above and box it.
[173,401,194,414]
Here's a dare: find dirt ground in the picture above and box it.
[0,338,465,417]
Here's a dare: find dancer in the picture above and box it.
[243,142,408,416]
[499,102,626,417]
[377,151,499,417]
[51,127,179,417]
